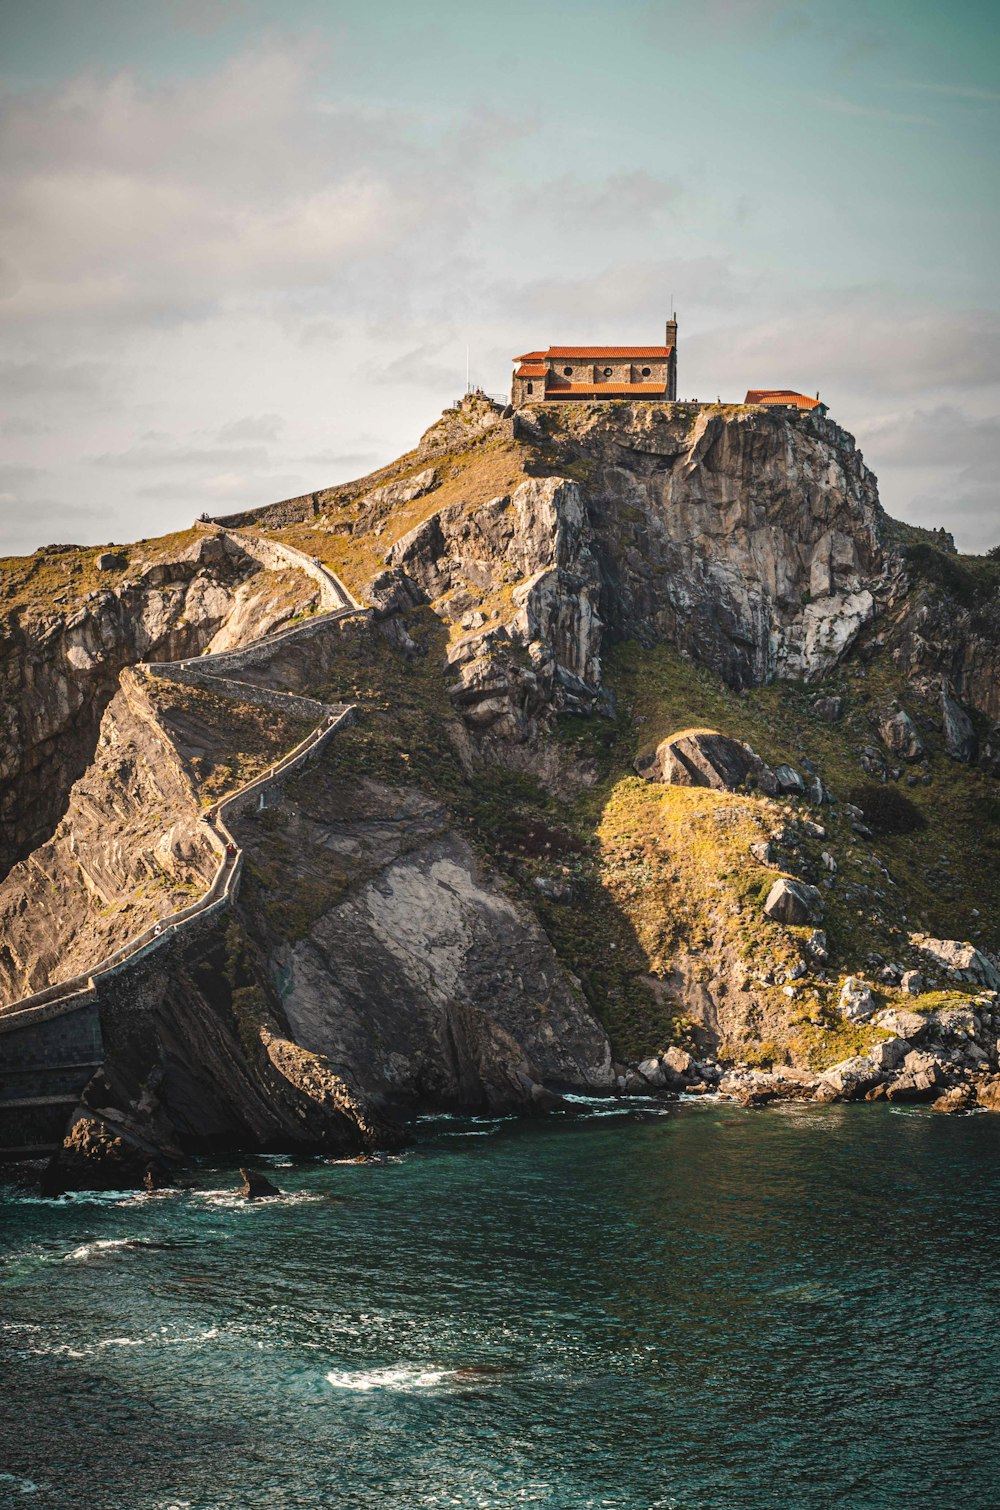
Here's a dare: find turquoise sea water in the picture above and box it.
[2,1098,1000,1510]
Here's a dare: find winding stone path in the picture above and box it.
[0,531,366,1148]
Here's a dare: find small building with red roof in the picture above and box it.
[744,389,828,416]
[511,318,677,406]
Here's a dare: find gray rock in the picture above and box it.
[362,567,426,617]
[821,1055,882,1097]
[763,877,823,925]
[639,729,773,793]
[876,705,924,761]
[365,467,438,510]
[874,1007,929,1041]
[868,1036,910,1072]
[806,929,828,962]
[774,763,805,795]
[812,695,844,722]
[900,969,923,995]
[662,1046,694,1078]
[839,976,876,1022]
[941,690,976,763]
[910,935,1000,990]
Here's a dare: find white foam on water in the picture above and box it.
[0,1471,43,1495]
[324,1364,451,1393]
[63,1237,149,1262]
[194,1189,322,1209]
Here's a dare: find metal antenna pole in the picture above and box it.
[466,345,470,395]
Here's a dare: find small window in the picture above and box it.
[641,366,651,377]
[563,366,573,377]
[603,366,613,377]
[526,382,533,394]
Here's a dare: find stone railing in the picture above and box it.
[0,533,366,1036]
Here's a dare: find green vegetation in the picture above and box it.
[274,616,998,1066]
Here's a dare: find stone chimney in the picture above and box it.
[665,313,678,350]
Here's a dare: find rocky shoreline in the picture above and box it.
[620,987,1000,1114]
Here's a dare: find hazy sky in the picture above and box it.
[1,0,998,555]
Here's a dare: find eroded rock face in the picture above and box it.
[542,404,883,688]
[237,773,614,1115]
[0,534,312,878]
[367,404,886,748]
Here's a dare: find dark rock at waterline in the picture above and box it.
[39,1115,169,1196]
[239,1166,282,1200]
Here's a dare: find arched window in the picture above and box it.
[563,366,573,377]
[526,382,533,394]
[641,367,651,377]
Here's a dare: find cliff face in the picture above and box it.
[0,531,317,878]
[3,396,999,1182]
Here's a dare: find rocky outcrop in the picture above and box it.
[0,674,219,1004]
[763,878,823,925]
[0,532,315,879]
[236,772,613,1114]
[880,549,1000,729]
[362,404,886,750]
[385,476,606,740]
[635,728,776,792]
[539,403,883,687]
[910,935,1000,990]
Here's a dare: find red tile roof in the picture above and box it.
[512,346,671,362]
[546,346,671,359]
[745,389,823,411]
[515,363,548,378]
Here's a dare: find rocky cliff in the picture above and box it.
[0,530,319,877]
[3,396,999,1183]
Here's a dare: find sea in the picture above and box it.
[1,1097,999,1510]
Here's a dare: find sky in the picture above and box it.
[0,0,998,555]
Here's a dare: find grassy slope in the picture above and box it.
[271,602,998,1067]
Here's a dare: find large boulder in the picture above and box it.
[941,689,976,763]
[820,1055,882,1098]
[873,1007,929,1041]
[910,935,1000,990]
[636,729,775,793]
[361,568,426,617]
[876,704,924,761]
[763,877,824,925]
[838,976,876,1022]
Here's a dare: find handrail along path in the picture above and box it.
[0,529,367,1035]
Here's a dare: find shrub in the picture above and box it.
[847,783,927,835]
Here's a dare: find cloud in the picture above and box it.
[0,358,113,399]
[694,305,1000,398]
[93,436,272,470]
[893,78,1000,104]
[0,41,514,332]
[516,171,683,236]
[216,413,284,443]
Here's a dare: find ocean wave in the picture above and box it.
[194,1189,324,1209]
[0,1471,45,1495]
[63,1237,159,1263]
[324,1364,452,1393]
